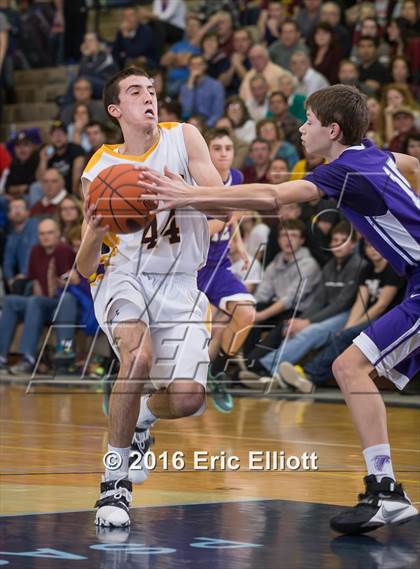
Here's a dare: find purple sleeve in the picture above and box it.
[304,163,346,201]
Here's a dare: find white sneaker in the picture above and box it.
[128,427,154,484]
[238,370,266,390]
[95,477,132,527]
[279,362,315,394]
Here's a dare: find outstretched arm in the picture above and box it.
[393,152,420,195]
[138,168,321,214]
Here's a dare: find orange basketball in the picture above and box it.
[88,164,157,234]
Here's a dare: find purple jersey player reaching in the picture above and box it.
[198,129,256,413]
[138,85,419,535]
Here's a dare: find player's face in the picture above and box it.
[209,136,234,172]
[300,108,332,157]
[112,76,158,128]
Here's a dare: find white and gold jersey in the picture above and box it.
[82,122,209,275]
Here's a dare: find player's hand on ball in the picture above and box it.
[137,166,194,211]
[84,201,109,239]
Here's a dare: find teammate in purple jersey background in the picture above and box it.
[197,129,255,414]
[138,85,419,535]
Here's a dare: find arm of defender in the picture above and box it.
[392,152,420,195]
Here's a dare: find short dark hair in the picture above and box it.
[331,220,357,242]
[10,197,28,207]
[250,137,270,150]
[159,100,182,119]
[306,85,369,146]
[103,66,150,121]
[280,18,299,33]
[86,121,106,133]
[206,128,233,145]
[358,35,379,48]
[278,219,306,238]
[269,91,288,104]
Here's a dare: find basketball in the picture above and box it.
[88,163,157,234]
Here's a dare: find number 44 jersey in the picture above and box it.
[82,122,210,276]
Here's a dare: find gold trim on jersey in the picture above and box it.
[88,232,120,286]
[83,122,182,175]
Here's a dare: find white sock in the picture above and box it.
[136,394,158,429]
[105,444,130,481]
[363,444,395,482]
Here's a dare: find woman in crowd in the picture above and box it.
[225,96,256,143]
[256,118,299,170]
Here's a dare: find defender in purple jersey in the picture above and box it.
[138,85,419,534]
[198,129,256,413]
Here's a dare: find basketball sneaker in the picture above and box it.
[279,362,315,394]
[95,477,132,527]
[128,427,154,484]
[330,475,418,534]
[208,370,233,413]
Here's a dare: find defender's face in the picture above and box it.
[111,76,158,128]
[209,136,234,172]
[299,108,331,157]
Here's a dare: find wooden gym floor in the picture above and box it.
[0,383,419,568]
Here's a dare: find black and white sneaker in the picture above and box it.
[128,427,154,484]
[95,477,132,527]
[330,475,418,534]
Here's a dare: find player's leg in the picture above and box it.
[96,318,152,527]
[330,290,419,534]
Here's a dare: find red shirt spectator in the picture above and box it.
[27,241,75,297]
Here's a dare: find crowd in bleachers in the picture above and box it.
[0,0,418,387]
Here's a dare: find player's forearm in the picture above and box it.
[76,230,103,278]
[191,183,280,213]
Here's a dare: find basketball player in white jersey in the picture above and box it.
[77,67,222,527]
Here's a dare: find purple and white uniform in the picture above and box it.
[198,169,256,311]
[306,139,420,388]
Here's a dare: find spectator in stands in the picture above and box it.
[0,218,78,376]
[390,56,417,97]
[277,74,307,123]
[290,51,329,97]
[225,96,256,143]
[36,122,85,195]
[201,33,230,82]
[353,17,390,66]
[30,168,67,219]
[112,7,158,70]
[56,195,83,245]
[264,199,333,269]
[0,142,11,193]
[214,115,250,169]
[388,107,419,153]
[78,32,118,96]
[240,211,270,264]
[159,100,182,122]
[3,198,38,294]
[244,221,363,379]
[0,12,9,109]
[179,54,225,127]
[256,118,299,169]
[309,22,342,85]
[289,151,325,182]
[160,13,201,98]
[60,77,107,125]
[386,19,406,60]
[5,131,39,198]
[269,18,308,71]
[280,243,405,392]
[397,0,420,39]
[241,219,321,360]
[296,0,321,39]
[319,1,352,58]
[84,122,106,163]
[247,74,270,121]
[382,83,419,144]
[239,44,290,102]
[337,59,374,97]
[67,103,92,153]
[0,2,16,104]
[267,91,302,154]
[242,138,271,183]
[138,0,186,45]
[356,36,391,94]
[257,1,285,46]
[366,96,385,146]
[224,28,253,96]
[404,132,420,162]
[195,11,235,57]
[266,157,289,185]
[196,0,240,28]
[187,114,208,134]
